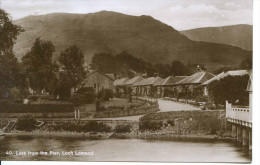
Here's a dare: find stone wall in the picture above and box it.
[94,105,159,118]
[0,112,75,119]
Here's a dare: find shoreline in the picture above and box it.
[1,130,235,143]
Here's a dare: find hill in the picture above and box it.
[13,11,252,71]
[181,24,252,50]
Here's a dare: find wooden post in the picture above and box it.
[78,110,80,119]
[75,110,77,119]
[232,124,237,138]
[249,130,252,150]
[237,126,242,144]
[242,127,248,147]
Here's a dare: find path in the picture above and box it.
[158,99,200,112]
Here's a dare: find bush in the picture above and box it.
[70,93,86,106]
[139,120,163,131]
[208,75,249,105]
[98,89,114,101]
[16,114,37,131]
[55,85,71,100]
[76,87,96,104]
[115,124,132,133]
[82,121,111,132]
[167,120,175,126]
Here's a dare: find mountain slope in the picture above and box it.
[181,24,252,50]
[13,11,252,71]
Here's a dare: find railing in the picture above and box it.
[226,101,251,127]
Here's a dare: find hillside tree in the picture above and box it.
[59,45,86,92]
[22,38,58,94]
[0,9,24,98]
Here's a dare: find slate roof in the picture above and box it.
[154,76,187,86]
[175,71,215,85]
[86,70,115,81]
[202,70,249,85]
[113,78,129,86]
[105,74,115,80]
[132,76,162,86]
[123,76,144,86]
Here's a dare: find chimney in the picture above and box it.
[197,65,202,72]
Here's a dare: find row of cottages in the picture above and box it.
[83,70,115,93]
[112,70,216,98]
[174,70,215,97]
[132,76,163,96]
[154,76,187,97]
[202,70,249,96]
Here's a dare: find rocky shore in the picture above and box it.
[2,129,235,143]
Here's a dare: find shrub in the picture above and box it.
[82,121,111,132]
[114,124,132,133]
[98,89,114,101]
[76,87,96,104]
[10,87,22,101]
[139,120,163,131]
[55,84,71,100]
[208,75,249,105]
[16,114,37,131]
[70,93,85,106]
[167,120,175,126]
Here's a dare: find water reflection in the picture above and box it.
[0,136,251,162]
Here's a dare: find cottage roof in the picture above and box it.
[175,71,215,85]
[132,76,162,86]
[202,70,249,85]
[105,74,115,80]
[86,70,115,81]
[154,76,187,86]
[113,78,129,86]
[123,76,144,85]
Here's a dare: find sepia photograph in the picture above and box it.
[0,0,255,163]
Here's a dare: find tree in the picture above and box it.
[170,60,189,76]
[154,63,171,78]
[208,75,249,105]
[0,9,23,55]
[0,9,24,98]
[59,45,86,91]
[22,38,58,94]
[91,52,117,73]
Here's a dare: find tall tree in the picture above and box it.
[91,52,117,74]
[170,60,190,76]
[22,38,58,94]
[59,45,86,91]
[0,9,24,98]
[0,9,23,55]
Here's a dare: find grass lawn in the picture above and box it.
[77,98,132,113]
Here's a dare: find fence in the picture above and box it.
[226,101,251,127]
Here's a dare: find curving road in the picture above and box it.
[158,99,200,111]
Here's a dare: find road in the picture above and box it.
[92,99,200,121]
[157,99,200,112]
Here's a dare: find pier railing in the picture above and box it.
[226,101,251,127]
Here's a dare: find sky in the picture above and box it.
[0,0,253,30]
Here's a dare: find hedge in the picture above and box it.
[0,102,74,113]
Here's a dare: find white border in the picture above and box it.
[2,0,260,165]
